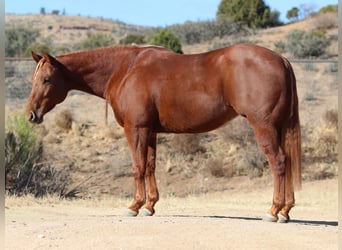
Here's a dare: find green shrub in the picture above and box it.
[216,0,282,28]
[169,18,247,45]
[120,34,145,45]
[150,29,183,54]
[284,29,329,58]
[24,43,51,57]
[75,32,116,50]
[5,112,43,194]
[5,27,39,57]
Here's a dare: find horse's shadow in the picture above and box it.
[167,214,338,227]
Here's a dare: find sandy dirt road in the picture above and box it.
[5,179,338,250]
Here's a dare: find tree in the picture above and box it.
[40,7,46,15]
[216,0,281,28]
[319,4,338,14]
[150,29,183,54]
[286,7,299,22]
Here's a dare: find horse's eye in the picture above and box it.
[43,78,50,84]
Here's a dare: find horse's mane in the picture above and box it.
[56,45,170,60]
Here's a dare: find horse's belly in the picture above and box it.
[157,100,237,133]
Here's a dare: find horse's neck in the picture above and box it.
[58,48,135,98]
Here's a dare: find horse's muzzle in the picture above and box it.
[28,111,43,124]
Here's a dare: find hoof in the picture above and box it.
[262,213,277,222]
[277,214,289,223]
[140,208,154,216]
[124,209,138,217]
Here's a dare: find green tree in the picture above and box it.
[217,0,281,28]
[150,29,183,53]
[319,4,338,14]
[40,7,46,15]
[286,7,299,22]
[5,27,39,57]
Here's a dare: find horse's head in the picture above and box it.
[26,51,69,124]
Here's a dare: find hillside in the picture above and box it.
[5,14,152,50]
[5,12,338,56]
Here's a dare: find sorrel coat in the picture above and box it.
[26,44,301,222]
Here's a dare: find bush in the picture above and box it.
[5,112,77,197]
[150,29,183,53]
[169,18,247,45]
[24,43,51,57]
[5,112,43,194]
[55,109,73,131]
[284,29,329,58]
[75,32,116,50]
[216,0,282,28]
[5,27,39,57]
[169,134,205,155]
[120,34,145,45]
[324,109,338,129]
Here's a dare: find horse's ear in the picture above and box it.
[32,51,42,63]
[42,50,60,67]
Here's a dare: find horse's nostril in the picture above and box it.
[29,111,36,122]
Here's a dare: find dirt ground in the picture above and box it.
[5,178,338,250]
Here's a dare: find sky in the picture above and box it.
[5,0,338,27]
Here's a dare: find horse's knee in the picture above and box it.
[132,164,145,179]
[259,143,286,176]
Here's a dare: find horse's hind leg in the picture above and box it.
[141,132,159,216]
[251,123,292,222]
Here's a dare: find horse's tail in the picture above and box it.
[282,58,302,190]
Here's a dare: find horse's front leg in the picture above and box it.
[124,126,150,216]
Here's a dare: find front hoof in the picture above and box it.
[124,209,138,217]
[140,208,154,216]
[262,213,277,222]
[277,214,289,223]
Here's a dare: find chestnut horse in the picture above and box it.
[26,44,301,222]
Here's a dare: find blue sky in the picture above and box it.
[5,0,338,27]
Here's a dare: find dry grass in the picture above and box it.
[55,109,73,131]
[311,12,338,30]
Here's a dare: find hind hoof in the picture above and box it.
[140,208,154,216]
[277,214,289,223]
[262,213,277,222]
[124,209,138,217]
